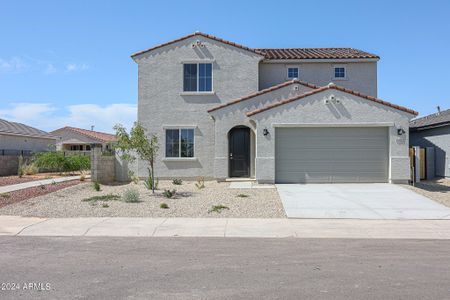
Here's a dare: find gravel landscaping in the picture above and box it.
[402,178,450,208]
[0,180,285,218]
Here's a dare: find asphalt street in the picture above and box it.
[0,237,449,299]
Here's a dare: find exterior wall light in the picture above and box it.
[263,128,269,136]
[397,127,405,135]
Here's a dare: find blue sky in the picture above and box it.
[1,0,449,133]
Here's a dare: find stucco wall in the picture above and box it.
[0,133,55,152]
[410,126,450,177]
[250,89,413,183]
[259,62,377,97]
[210,82,313,180]
[134,35,263,179]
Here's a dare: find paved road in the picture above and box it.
[0,237,449,299]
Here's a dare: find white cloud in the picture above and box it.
[0,103,56,124]
[44,63,57,74]
[0,57,27,73]
[64,103,136,132]
[0,102,136,133]
[66,63,89,72]
[0,56,90,75]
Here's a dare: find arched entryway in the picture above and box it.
[228,126,251,177]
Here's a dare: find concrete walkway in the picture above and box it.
[0,175,86,193]
[1,216,450,239]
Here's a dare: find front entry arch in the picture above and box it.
[228,126,250,177]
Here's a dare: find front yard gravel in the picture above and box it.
[402,178,450,208]
[0,180,285,218]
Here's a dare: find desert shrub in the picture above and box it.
[163,189,176,198]
[20,163,38,175]
[93,181,101,191]
[160,203,169,209]
[33,151,66,172]
[128,171,139,184]
[208,205,229,214]
[82,194,120,204]
[123,187,140,203]
[172,178,183,185]
[33,151,90,173]
[144,176,158,190]
[63,155,90,173]
[195,177,205,189]
[80,174,86,181]
[17,155,24,177]
[237,194,249,198]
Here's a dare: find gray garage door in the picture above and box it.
[275,127,389,183]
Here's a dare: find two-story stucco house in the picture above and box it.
[131,32,418,184]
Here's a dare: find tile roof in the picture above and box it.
[246,83,418,117]
[131,32,379,60]
[255,48,379,60]
[0,118,55,139]
[410,108,450,130]
[52,126,117,142]
[207,79,320,113]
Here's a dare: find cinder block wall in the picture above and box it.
[0,156,19,176]
[90,147,115,184]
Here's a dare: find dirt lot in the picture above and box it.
[0,180,285,218]
[403,178,450,207]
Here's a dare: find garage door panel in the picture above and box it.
[275,127,389,183]
[278,150,387,161]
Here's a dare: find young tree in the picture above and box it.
[114,123,159,193]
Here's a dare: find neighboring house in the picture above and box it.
[410,108,450,178]
[0,118,56,153]
[131,32,417,184]
[51,126,117,154]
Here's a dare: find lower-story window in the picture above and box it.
[165,128,195,158]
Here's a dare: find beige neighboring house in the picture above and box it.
[0,118,56,154]
[51,126,117,154]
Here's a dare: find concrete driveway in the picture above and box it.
[276,184,450,220]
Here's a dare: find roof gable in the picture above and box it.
[131,32,262,58]
[246,83,418,117]
[207,80,319,113]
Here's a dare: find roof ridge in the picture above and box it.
[246,84,417,117]
[207,79,320,113]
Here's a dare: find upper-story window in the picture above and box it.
[183,63,212,92]
[287,67,299,79]
[334,66,346,79]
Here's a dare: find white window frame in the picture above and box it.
[333,64,347,80]
[163,127,196,160]
[286,67,299,79]
[182,62,214,94]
